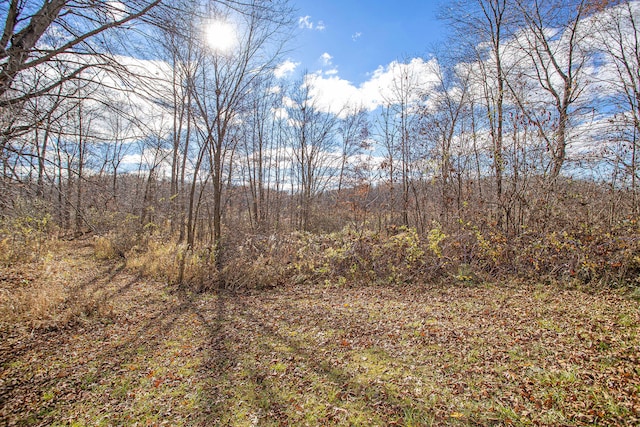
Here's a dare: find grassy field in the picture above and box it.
[1,241,639,426]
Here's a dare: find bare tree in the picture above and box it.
[238,76,284,232]
[185,0,292,260]
[0,0,162,107]
[0,0,164,220]
[596,0,640,213]
[379,60,432,227]
[286,74,339,231]
[151,2,200,241]
[375,104,400,228]
[336,106,369,199]
[510,0,593,182]
[419,59,471,223]
[445,0,517,228]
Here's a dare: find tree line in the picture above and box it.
[1,0,639,286]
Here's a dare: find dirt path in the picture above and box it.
[1,242,639,426]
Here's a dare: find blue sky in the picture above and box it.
[289,0,447,85]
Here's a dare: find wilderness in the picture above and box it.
[1,0,639,425]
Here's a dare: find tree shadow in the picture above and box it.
[0,259,130,370]
[0,264,200,425]
[1,263,436,426]
[193,289,433,426]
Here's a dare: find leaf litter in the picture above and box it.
[0,242,638,426]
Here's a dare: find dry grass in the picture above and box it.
[1,258,638,426]
[93,235,120,260]
[0,276,67,329]
[0,240,120,331]
[125,239,217,287]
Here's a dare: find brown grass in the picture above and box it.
[1,248,638,426]
[0,240,120,331]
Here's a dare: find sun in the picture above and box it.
[205,20,238,54]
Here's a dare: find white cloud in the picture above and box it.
[298,15,313,29]
[106,1,127,21]
[304,57,441,115]
[362,58,440,104]
[271,107,289,121]
[298,15,325,31]
[121,153,143,167]
[320,52,333,67]
[274,59,300,79]
[282,96,297,109]
[352,32,362,42]
[304,73,362,115]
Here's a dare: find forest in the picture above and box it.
[1,0,639,425]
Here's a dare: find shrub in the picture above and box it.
[94,236,119,260]
[446,218,640,288]
[220,255,286,291]
[0,202,52,265]
[290,225,447,286]
[93,215,640,292]
[124,240,215,288]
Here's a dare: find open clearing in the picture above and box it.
[1,242,639,426]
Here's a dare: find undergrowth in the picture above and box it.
[0,241,117,331]
[93,217,640,294]
[0,200,53,266]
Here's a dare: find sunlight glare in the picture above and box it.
[205,20,238,54]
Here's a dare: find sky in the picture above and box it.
[286,0,447,85]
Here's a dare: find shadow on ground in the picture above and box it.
[1,243,639,426]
